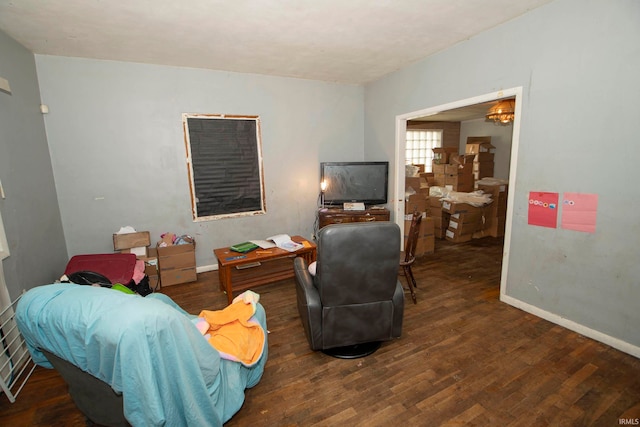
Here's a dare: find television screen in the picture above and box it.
[320,162,389,206]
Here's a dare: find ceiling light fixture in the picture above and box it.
[486,99,515,125]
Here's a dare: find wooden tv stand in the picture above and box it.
[318,207,390,229]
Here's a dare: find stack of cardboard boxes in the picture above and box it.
[408,141,506,247]
[432,147,459,165]
[465,137,496,181]
[156,234,197,287]
[431,148,475,192]
[427,196,447,239]
[475,182,508,238]
[404,167,435,256]
[441,201,488,243]
[403,215,435,256]
[112,230,159,285]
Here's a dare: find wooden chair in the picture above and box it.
[400,211,422,304]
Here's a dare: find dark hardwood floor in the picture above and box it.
[1,237,639,426]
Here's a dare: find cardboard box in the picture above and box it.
[403,215,434,238]
[477,182,509,196]
[444,163,473,175]
[160,267,197,287]
[475,152,495,163]
[144,262,158,277]
[431,212,449,239]
[405,176,428,194]
[441,201,482,215]
[405,176,420,191]
[429,197,443,208]
[450,211,483,224]
[422,216,435,236]
[488,216,506,237]
[432,164,446,174]
[430,214,445,229]
[444,173,474,190]
[444,163,474,190]
[445,228,473,243]
[473,161,495,172]
[473,215,506,238]
[488,198,507,217]
[478,183,508,216]
[448,216,481,235]
[405,194,427,216]
[465,137,495,154]
[404,216,435,236]
[419,172,433,180]
[432,147,458,164]
[416,235,435,255]
[113,231,151,251]
[404,217,435,256]
[450,154,476,165]
[444,164,460,174]
[157,244,195,269]
[473,162,495,180]
[427,206,442,219]
[157,242,197,286]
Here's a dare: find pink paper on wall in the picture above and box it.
[561,192,598,233]
[528,191,559,228]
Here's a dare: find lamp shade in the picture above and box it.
[486,99,515,124]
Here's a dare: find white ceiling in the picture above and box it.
[0,0,552,85]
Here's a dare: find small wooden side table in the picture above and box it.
[214,236,316,305]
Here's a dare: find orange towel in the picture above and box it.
[199,302,265,366]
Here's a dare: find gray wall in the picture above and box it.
[34,56,364,268]
[0,31,68,300]
[364,0,640,350]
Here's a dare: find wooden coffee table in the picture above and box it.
[214,235,316,304]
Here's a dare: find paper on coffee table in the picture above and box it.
[264,234,304,252]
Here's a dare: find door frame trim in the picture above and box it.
[393,87,523,300]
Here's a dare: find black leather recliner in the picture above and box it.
[294,221,404,358]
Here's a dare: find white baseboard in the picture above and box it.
[196,264,218,273]
[501,294,640,359]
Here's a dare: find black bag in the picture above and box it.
[67,271,112,287]
[126,275,153,297]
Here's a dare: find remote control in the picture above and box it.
[225,255,247,261]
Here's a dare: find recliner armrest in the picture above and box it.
[294,257,313,288]
[294,257,323,349]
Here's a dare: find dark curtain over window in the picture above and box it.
[185,116,264,219]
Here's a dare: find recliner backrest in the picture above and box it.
[314,222,401,306]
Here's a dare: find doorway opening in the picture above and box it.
[393,87,522,300]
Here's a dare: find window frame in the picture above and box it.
[405,129,443,172]
[183,113,266,221]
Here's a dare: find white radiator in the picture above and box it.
[0,294,36,403]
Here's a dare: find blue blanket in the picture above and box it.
[16,283,268,426]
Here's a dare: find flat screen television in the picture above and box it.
[320,161,389,206]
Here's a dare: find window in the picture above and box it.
[183,114,266,221]
[405,130,442,172]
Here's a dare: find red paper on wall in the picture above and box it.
[528,191,559,228]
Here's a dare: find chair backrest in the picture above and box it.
[41,349,129,427]
[404,211,423,263]
[315,222,401,306]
